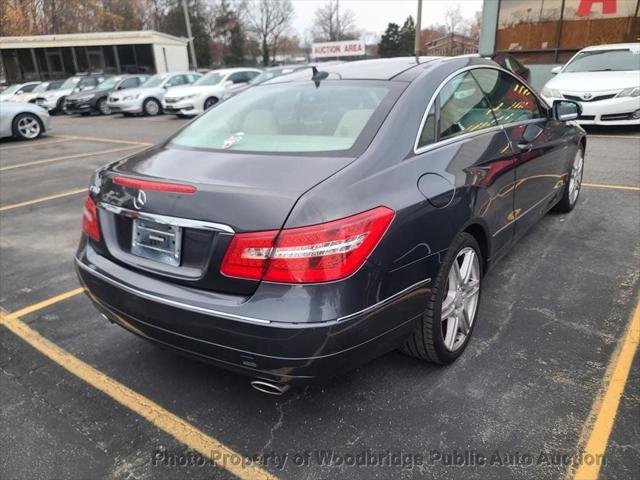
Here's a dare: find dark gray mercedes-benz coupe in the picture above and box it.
[76,56,586,393]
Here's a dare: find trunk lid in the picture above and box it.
[94,145,353,295]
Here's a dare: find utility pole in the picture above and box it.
[414,0,422,61]
[182,0,198,70]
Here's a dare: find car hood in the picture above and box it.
[546,70,640,92]
[44,88,74,100]
[103,145,354,232]
[67,88,109,100]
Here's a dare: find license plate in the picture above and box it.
[131,218,182,266]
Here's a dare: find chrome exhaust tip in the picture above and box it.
[250,380,290,395]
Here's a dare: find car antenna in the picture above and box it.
[311,66,329,88]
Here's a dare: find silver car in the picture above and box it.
[0,102,51,140]
[107,72,203,116]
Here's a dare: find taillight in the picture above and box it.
[221,207,395,283]
[113,176,197,194]
[82,196,101,241]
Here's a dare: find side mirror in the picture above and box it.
[223,80,234,88]
[552,100,581,121]
[551,66,562,75]
[16,90,24,95]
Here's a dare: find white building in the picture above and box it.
[0,30,189,84]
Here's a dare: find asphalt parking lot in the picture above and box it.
[0,114,638,480]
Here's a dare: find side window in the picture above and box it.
[246,71,260,81]
[187,74,200,83]
[418,104,436,148]
[228,72,249,84]
[167,75,186,87]
[119,78,137,89]
[438,72,497,142]
[22,84,38,93]
[471,69,542,125]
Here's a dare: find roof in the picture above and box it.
[271,57,441,82]
[0,31,188,49]
[581,42,640,51]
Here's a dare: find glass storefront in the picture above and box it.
[496,0,640,63]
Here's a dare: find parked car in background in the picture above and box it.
[163,68,261,117]
[65,74,149,115]
[0,102,50,140]
[541,43,640,125]
[0,81,41,102]
[107,72,203,116]
[76,57,586,391]
[10,80,64,104]
[36,74,108,114]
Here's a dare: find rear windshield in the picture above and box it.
[564,48,640,72]
[170,82,395,154]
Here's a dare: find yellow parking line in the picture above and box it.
[0,137,74,151]
[58,134,152,147]
[0,294,276,480]
[6,287,85,320]
[0,145,144,172]
[570,300,640,480]
[583,182,640,192]
[0,188,86,212]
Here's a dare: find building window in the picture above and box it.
[495,0,640,63]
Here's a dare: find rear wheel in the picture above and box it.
[97,97,111,115]
[13,113,43,140]
[204,97,218,110]
[143,98,161,116]
[553,146,584,213]
[402,232,482,364]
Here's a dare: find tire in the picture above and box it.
[553,145,584,213]
[55,96,67,115]
[204,97,218,110]
[12,113,43,140]
[97,97,111,115]
[401,232,483,364]
[143,98,161,116]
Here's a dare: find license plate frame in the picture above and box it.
[131,218,182,267]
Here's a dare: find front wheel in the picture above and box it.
[143,98,161,116]
[553,146,584,213]
[97,98,111,115]
[204,97,218,110]
[13,113,43,140]
[402,232,483,364]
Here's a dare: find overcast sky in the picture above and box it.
[290,0,483,39]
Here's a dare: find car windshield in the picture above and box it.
[60,77,81,89]
[564,48,640,72]
[194,72,224,86]
[32,83,50,93]
[171,82,392,154]
[2,84,22,94]
[141,74,169,88]
[99,77,122,90]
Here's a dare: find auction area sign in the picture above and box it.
[312,40,365,58]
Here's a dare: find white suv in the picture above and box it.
[163,68,261,117]
[541,43,640,126]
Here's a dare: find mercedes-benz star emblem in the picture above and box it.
[133,190,147,210]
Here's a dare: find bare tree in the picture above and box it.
[311,0,358,42]
[444,5,464,34]
[246,0,292,66]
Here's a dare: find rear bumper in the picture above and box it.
[75,245,429,383]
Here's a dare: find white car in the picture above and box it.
[36,75,107,114]
[10,80,64,103]
[106,72,202,116]
[0,81,41,102]
[0,102,50,140]
[541,43,640,126]
[162,68,261,116]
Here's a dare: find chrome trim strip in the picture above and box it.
[337,278,431,322]
[76,257,430,325]
[492,190,558,237]
[98,202,235,234]
[413,64,545,155]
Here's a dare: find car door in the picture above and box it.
[472,68,568,240]
[117,78,138,90]
[416,70,517,260]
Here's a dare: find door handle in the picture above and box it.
[517,142,533,152]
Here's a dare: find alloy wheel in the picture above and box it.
[17,115,41,139]
[441,247,481,351]
[145,99,160,116]
[568,149,583,205]
[98,99,111,115]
